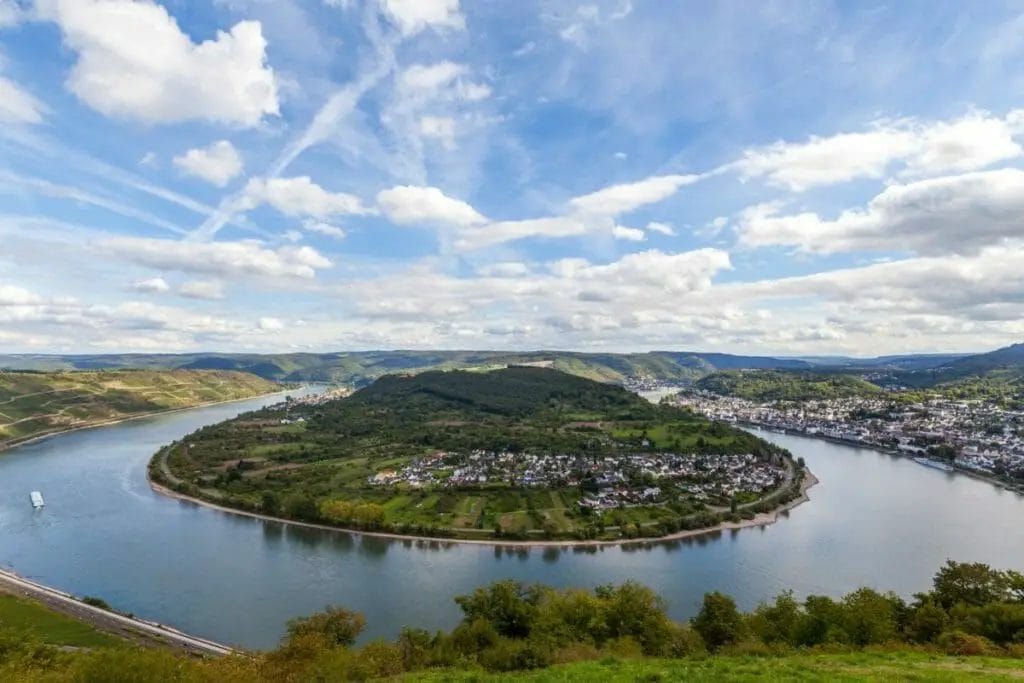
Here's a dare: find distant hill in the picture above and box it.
[0,350,814,386]
[0,369,279,450]
[695,369,884,401]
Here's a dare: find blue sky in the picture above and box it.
[1,0,1023,355]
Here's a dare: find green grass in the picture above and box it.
[401,652,1024,682]
[0,594,120,648]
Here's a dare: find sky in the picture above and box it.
[1,0,1024,357]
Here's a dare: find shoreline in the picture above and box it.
[148,470,819,550]
[0,566,236,656]
[0,388,295,456]
[740,422,1024,496]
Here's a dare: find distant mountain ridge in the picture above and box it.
[1,343,1020,388]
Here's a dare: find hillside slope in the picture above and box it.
[0,369,280,450]
[0,350,814,385]
[695,369,884,401]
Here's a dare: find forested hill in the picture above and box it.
[347,366,645,418]
[0,350,814,385]
[695,369,885,401]
[0,369,279,450]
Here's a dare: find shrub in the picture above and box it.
[286,606,366,647]
[906,602,948,643]
[936,630,996,656]
[692,592,743,651]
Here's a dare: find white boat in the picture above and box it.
[29,491,44,509]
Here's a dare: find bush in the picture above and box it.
[906,602,948,643]
[286,606,366,647]
[692,592,743,651]
[936,630,997,656]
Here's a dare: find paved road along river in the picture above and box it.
[2,390,1023,650]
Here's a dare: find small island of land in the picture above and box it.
[150,367,811,543]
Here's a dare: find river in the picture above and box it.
[2,391,1023,650]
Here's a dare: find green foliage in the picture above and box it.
[169,367,789,540]
[692,592,744,651]
[285,606,366,647]
[695,369,884,402]
[5,560,1024,681]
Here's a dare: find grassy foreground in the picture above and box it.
[0,594,120,649]
[0,369,281,449]
[403,652,1024,681]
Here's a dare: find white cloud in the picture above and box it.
[419,115,457,148]
[612,225,645,241]
[455,216,588,250]
[242,177,370,218]
[735,110,1024,191]
[179,280,225,300]
[303,220,346,240]
[569,174,700,215]
[738,168,1024,256]
[646,221,676,236]
[172,141,243,187]
[0,0,23,26]
[400,61,465,92]
[377,185,486,227]
[37,0,278,126]
[0,76,45,124]
[103,236,332,279]
[379,0,464,36]
[258,316,284,331]
[131,277,170,294]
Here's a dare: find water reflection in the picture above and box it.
[1,397,1023,650]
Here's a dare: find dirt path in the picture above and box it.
[0,567,237,656]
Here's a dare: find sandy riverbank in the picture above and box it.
[149,470,819,550]
[0,388,294,456]
[0,567,236,656]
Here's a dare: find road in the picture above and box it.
[0,567,236,656]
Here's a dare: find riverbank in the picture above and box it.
[0,387,295,455]
[740,421,1024,496]
[148,469,818,550]
[0,567,235,656]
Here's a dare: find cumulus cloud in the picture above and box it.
[131,277,170,294]
[303,221,347,240]
[612,225,645,241]
[735,110,1024,191]
[242,176,371,218]
[646,221,676,236]
[172,141,243,187]
[738,168,1024,255]
[455,217,589,251]
[103,236,332,279]
[37,0,278,126]
[179,280,225,300]
[0,76,46,124]
[379,0,465,36]
[258,316,284,331]
[377,185,486,227]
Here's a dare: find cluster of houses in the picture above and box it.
[367,449,787,511]
[674,392,1024,480]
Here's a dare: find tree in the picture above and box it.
[261,491,280,515]
[283,493,320,521]
[692,591,742,651]
[931,561,1011,609]
[286,606,366,647]
[455,581,542,638]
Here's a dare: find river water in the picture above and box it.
[2,391,1023,650]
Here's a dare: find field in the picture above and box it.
[0,369,281,449]
[402,652,1024,682]
[0,593,119,649]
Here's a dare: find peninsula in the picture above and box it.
[150,367,810,543]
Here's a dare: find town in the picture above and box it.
[368,449,788,511]
[671,391,1024,485]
